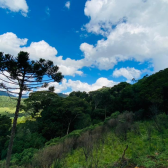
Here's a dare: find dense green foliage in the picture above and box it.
[0,115,11,160]
[1,68,168,167]
[22,91,92,140]
[2,112,168,168]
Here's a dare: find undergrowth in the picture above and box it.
[1,113,168,168]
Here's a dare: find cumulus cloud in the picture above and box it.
[37,79,68,93]
[82,0,168,72]
[0,32,84,76]
[113,67,141,82]
[0,72,117,95]
[65,1,70,9]
[84,0,168,36]
[0,0,29,16]
[37,77,118,93]
[67,77,117,92]
[0,32,28,54]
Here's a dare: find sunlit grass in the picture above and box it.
[0,107,31,124]
[0,107,15,113]
[0,107,15,117]
[63,121,168,168]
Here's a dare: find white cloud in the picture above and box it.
[0,64,117,95]
[0,32,84,76]
[82,0,168,72]
[1,76,117,95]
[37,77,118,93]
[0,0,29,16]
[45,6,50,16]
[0,71,31,96]
[0,32,28,54]
[113,67,141,82]
[0,71,18,90]
[37,79,68,93]
[84,0,168,36]
[67,77,117,92]
[65,1,70,9]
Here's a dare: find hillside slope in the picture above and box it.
[1,68,168,168]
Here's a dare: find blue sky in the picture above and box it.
[0,0,167,94]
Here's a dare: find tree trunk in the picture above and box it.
[104,107,107,120]
[67,120,71,135]
[6,89,23,168]
[121,145,128,160]
[95,104,97,110]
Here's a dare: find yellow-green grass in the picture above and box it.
[0,107,31,124]
[0,107,15,115]
[0,107,26,115]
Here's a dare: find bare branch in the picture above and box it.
[0,78,18,85]
[24,79,53,83]
[0,72,19,84]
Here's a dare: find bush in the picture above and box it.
[107,118,118,128]
[51,159,63,168]
[32,143,64,168]
[111,111,120,119]
[134,109,145,121]
[11,148,38,166]
[114,111,134,141]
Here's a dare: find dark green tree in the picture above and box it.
[22,91,60,118]
[60,96,91,135]
[90,91,102,110]
[99,89,112,119]
[23,91,64,139]
[48,86,55,92]
[69,91,89,99]
[0,51,63,168]
[23,90,92,139]
[0,115,11,160]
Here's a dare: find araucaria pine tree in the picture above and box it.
[0,51,64,168]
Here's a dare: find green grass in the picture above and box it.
[62,121,168,168]
[0,107,15,113]
[0,107,27,117]
[0,107,31,124]
[12,117,167,168]
[0,96,31,124]
[0,96,18,108]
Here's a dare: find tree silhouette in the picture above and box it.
[0,51,63,168]
[48,86,55,92]
[131,78,137,83]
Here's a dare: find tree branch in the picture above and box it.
[0,78,18,85]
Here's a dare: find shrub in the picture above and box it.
[111,111,120,119]
[114,111,134,141]
[32,143,64,168]
[107,118,118,128]
[11,148,38,166]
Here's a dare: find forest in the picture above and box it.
[1,68,168,168]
